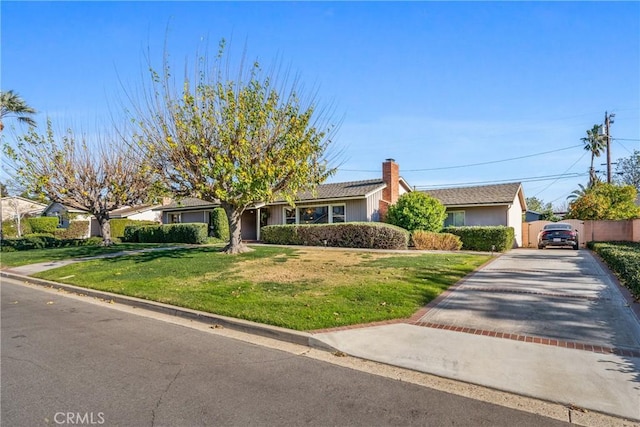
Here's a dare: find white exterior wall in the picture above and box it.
[507,195,524,247]
[125,210,162,222]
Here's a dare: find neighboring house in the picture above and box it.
[44,201,166,237]
[42,202,93,228]
[524,210,543,222]
[422,182,527,247]
[155,159,411,241]
[1,196,47,222]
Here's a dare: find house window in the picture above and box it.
[445,211,465,227]
[331,205,345,223]
[284,208,296,224]
[300,206,329,224]
[168,213,181,224]
[283,204,346,225]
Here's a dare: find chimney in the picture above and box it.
[379,158,399,220]
[382,158,399,204]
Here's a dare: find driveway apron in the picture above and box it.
[314,249,640,421]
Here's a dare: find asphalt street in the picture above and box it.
[1,279,569,427]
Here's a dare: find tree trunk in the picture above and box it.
[222,203,252,254]
[96,214,112,246]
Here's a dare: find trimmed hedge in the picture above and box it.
[1,235,103,251]
[442,226,515,252]
[210,208,230,240]
[54,221,89,239]
[26,217,59,234]
[588,242,640,298]
[123,223,208,244]
[261,223,409,250]
[110,219,158,239]
[412,231,462,251]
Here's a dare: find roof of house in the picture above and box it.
[422,182,526,209]
[1,196,48,221]
[157,197,220,212]
[42,202,89,215]
[109,204,157,218]
[271,179,386,204]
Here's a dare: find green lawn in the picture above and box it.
[0,243,188,268]
[33,245,491,330]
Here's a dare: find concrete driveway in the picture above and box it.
[416,248,640,350]
[314,248,640,421]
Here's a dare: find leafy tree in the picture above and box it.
[614,150,640,192]
[565,183,640,220]
[130,40,338,254]
[386,192,447,232]
[0,90,36,132]
[581,124,607,188]
[4,121,155,245]
[525,196,557,221]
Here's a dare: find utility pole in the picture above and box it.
[604,111,615,183]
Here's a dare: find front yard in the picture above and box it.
[31,245,491,330]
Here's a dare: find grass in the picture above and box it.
[33,245,492,330]
[0,243,190,268]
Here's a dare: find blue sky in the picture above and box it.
[2,1,639,208]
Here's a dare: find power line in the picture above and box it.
[413,172,588,189]
[339,144,583,173]
[533,151,589,198]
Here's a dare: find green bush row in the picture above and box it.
[261,223,409,250]
[53,221,89,239]
[412,231,462,250]
[1,234,103,251]
[110,219,158,239]
[442,226,515,252]
[587,242,640,298]
[123,223,208,244]
[27,217,59,234]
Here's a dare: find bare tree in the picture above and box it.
[4,120,155,245]
[129,39,339,254]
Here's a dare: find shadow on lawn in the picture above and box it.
[96,246,225,264]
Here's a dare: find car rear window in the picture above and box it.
[543,224,572,230]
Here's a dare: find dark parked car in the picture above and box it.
[537,223,579,250]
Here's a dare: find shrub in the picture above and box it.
[386,192,447,232]
[26,217,59,234]
[443,226,514,252]
[0,235,103,251]
[110,219,158,239]
[588,242,640,298]
[131,223,208,244]
[261,223,409,250]
[2,218,33,238]
[210,208,230,241]
[412,231,462,251]
[54,221,89,239]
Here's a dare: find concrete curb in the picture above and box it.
[0,271,338,353]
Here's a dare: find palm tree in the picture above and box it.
[581,124,606,188]
[567,183,588,202]
[0,90,37,132]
